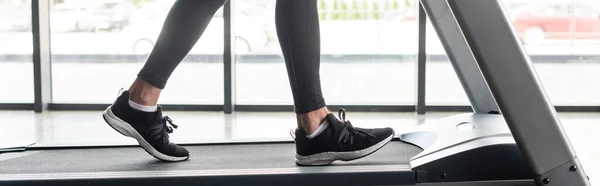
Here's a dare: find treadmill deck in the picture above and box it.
[0,141,423,186]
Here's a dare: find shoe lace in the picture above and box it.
[148,115,178,145]
[336,109,374,149]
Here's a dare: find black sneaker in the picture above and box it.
[102,90,189,162]
[293,109,395,166]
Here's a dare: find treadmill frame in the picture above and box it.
[401,0,590,185]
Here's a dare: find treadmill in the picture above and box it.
[0,0,591,185]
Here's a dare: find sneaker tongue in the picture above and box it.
[151,107,163,120]
[326,113,344,132]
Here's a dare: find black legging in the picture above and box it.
[137,0,325,114]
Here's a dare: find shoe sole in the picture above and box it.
[102,106,189,162]
[295,132,395,166]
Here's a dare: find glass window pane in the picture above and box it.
[0,1,33,103]
[507,0,600,105]
[50,0,223,104]
[235,0,417,106]
[427,0,600,106]
[425,19,469,105]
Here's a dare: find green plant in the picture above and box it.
[393,0,400,11]
[319,0,327,20]
[340,0,348,20]
[370,1,379,20]
[132,0,154,7]
[332,0,340,20]
[350,0,361,20]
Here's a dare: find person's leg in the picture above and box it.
[274,0,327,134]
[133,0,227,104]
[102,0,227,162]
[275,0,395,166]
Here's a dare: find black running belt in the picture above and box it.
[0,141,423,186]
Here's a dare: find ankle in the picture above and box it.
[298,107,329,134]
[129,92,158,106]
[128,78,161,106]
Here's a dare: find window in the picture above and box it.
[234,0,417,106]
[49,0,224,104]
[425,19,469,105]
[0,1,33,103]
[507,1,600,105]
[539,5,564,17]
[571,5,599,17]
[427,0,600,106]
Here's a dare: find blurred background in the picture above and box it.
[1,0,599,107]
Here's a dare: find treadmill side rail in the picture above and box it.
[448,0,590,185]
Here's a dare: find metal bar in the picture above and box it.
[420,0,498,113]
[223,2,234,114]
[416,2,427,115]
[426,105,472,112]
[0,104,35,110]
[31,0,52,113]
[46,104,223,111]
[234,105,416,112]
[447,0,589,185]
[555,106,600,112]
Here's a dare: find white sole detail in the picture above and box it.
[102,106,188,162]
[295,134,394,166]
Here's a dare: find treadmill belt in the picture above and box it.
[0,141,424,186]
[0,141,422,174]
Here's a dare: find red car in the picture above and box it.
[511,2,600,45]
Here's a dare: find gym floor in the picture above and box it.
[1,111,598,184]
